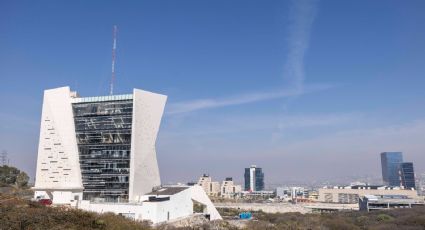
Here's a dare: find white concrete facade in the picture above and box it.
[77,186,221,224]
[78,188,192,224]
[249,167,255,192]
[33,87,84,201]
[33,86,166,203]
[31,87,222,225]
[129,89,166,201]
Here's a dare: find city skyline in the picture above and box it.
[1,0,425,184]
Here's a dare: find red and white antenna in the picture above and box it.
[110,25,118,95]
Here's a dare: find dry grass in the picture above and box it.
[242,206,425,230]
[0,194,152,230]
[2,193,425,230]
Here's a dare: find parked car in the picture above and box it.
[38,198,52,206]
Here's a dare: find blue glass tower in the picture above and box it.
[400,162,416,189]
[381,152,403,186]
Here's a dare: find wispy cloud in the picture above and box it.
[167,0,320,115]
[284,0,319,91]
[166,83,332,115]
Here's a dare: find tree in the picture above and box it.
[0,165,29,187]
[0,165,20,185]
[16,171,29,187]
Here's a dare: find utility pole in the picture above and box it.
[110,25,118,95]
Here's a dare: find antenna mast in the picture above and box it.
[0,150,8,166]
[110,25,118,95]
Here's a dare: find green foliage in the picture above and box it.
[16,171,29,187]
[0,165,21,185]
[376,213,394,222]
[0,165,30,188]
[193,202,205,213]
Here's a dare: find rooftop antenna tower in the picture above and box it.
[0,150,8,166]
[109,25,118,95]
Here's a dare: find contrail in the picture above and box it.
[284,0,318,92]
[166,84,333,115]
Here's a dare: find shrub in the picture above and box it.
[376,214,394,222]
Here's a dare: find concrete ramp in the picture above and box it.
[189,185,222,220]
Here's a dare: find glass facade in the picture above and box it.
[72,99,133,202]
[244,168,250,191]
[381,152,403,187]
[401,162,416,189]
[244,167,265,191]
[255,168,264,191]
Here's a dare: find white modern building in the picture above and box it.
[32,86,222,224]
[78,185,222,224]
[33,86,166,203]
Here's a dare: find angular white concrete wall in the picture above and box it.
[141,189,193,223]
[129,89,167,201]
[78,188,192,224]
[33,87,83,191]
[190,185,222,220]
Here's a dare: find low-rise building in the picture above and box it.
[275,187,289,199]
[359,194,424,211]
[220,177,241,199]
[318,185,418,204]
[76,185,222,224]
[198,174,220,197]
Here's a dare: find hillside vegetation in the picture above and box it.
[0,194,152,230]
[1,193,425,230]
[242,206,425,230]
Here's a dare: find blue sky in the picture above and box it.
[1,0,425,185]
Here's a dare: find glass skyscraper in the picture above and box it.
[400,162,416,189]
[381,152,403,186]
[244,165,264,191]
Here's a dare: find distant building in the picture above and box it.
[400,162,416,189]
[220,177,241,199]
[419,173,425,195]
[275,187,289,199]
[380,152,416,189]
[198,174,220,197]
[318,185,418,204]
[359,194,423,212]
[244,165,264,192]
[381,152,403,186]
[242,190,274,198]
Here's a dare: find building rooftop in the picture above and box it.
[71,94,133,103]
[324,185,413,190]
[146,186,189,196]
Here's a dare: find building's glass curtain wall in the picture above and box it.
[72,99,133,202]
[401,162,416,189]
